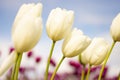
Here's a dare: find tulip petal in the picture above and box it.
[0,51,17,76]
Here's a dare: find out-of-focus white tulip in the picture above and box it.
[81,38,109,65]
[62,28,91,57]
[0,51,17,76]
[12,3,43,53]
[110,13,120,41]
[46,8,74,41]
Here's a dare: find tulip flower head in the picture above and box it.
[81,38,109,65]
[12,3,43,53]
[46,8,74,41]
[110,13,120,42]
[62,28,91,57]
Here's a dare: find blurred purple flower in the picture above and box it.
[60,73,70,80]
[35,56,41,63]
[90,66,100,73]
[48,72,60,80]
[27,51,33,58]
[93,66,108,80]
[102,66,108,78]
[50,58,56,67]
[9,47,15,53]
[19,67,26,74]
[69,61,83,76]
[73,67,82,76]
[69,61,81,69]
[1,57,117,80]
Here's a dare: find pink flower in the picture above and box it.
[27,51,33,58]
[9,47,15,53]
[50,58,56,67]
[19,67,26,74]
[35,56,41,63]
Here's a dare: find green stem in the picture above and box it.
[44,41,56,80]
[79,53,86,80]
[81,65,85,80]
[50,56,65,80]
[98,41,116,80]
[11,53,23,80]
[86,64,91,80]
[118,73,120,80]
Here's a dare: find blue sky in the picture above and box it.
[0,0,120,77]
[0,0,120,41]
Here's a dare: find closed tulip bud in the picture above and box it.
[62,28,91,57]
[12,3,43,53]
[46,8,74,41]
[0,51,17,76]
[110,13,120,41]
[81,38,109,65]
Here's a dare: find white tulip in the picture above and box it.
[110,13,120,41]
[12,3,43,53]
[46,8,74,41]
[81,38,109,65]
[62,28,91,57]
[0,51,17,76]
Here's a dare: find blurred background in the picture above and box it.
[0,0,120,79]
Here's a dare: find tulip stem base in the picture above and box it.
[11,53,23,80]
[118,73,120,80]
[44,41,56,80]
[86,64,91,80]
[98,41,116,80]
[50,56,65,80]
[79,53,86,80]
[81,65,85,80]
